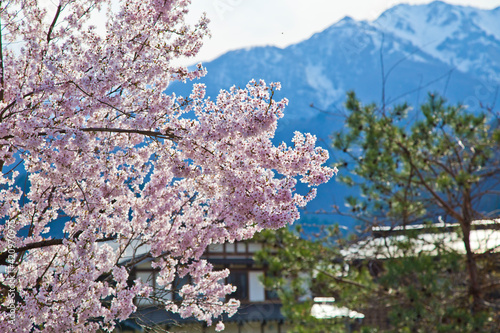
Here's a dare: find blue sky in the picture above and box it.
[182,0,499,66]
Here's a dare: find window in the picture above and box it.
[227,270,248,301]
[133,265,173,306]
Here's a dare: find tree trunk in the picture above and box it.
[461,218,482,313]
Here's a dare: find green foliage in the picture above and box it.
[255,92,500,332]
[333,92,500,228]
[254,226,352,332]
[334,92,500,319]
[257,226,499,332]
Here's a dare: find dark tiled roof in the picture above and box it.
[206,258,254,265]
[121,303,285,328]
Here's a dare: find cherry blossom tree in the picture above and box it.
[0,0,334,331]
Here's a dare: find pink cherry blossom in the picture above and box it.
[0,0,333,331]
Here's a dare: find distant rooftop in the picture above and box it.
[311,297,365,320]
[343,219,500,260]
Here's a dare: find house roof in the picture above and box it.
[121,303,285,328]
[311,297,365,319]
[342,219,500,260]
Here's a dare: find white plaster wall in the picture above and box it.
[248,271,265,302]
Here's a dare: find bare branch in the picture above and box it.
[47,4,62,44]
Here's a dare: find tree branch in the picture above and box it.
[0,235,117,265]
[82,127,178,140]
[0,11,4,103]
[47,4,62,43]
[31,127,178,141]
[395,141,463,222]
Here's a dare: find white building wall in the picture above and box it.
[248,271,265,302]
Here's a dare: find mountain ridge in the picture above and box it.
[174,1,499,123]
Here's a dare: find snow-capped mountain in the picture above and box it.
[170,1,500,227]
[375,1,500,82]
[174,1,500,120]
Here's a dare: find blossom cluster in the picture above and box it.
[0,0,334,331]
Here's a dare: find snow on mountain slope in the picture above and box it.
[374,1,500,81]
